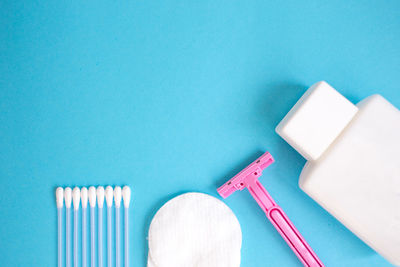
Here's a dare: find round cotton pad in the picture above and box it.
[147,192,242,267]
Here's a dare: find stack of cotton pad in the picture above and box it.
[147,193,242,267]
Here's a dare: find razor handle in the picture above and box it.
[248,180,324,267]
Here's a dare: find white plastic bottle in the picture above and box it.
[276,81,400,266]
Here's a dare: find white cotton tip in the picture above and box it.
[114,186,122,208]
[81,187,88,209]
[97,186,105,208]
[105,186,114,207]
[56,187,64,208]
[64,187,72,209]
[89,186,97,208]
[72,187,81,210]
[122,186,131,208]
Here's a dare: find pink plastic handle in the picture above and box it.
[248,180,323,267]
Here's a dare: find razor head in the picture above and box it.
[217,152,274,198]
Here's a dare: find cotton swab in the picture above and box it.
[122,186,131,267]
[97,186,105,267]
[65,187,72,267]
[56,185,129,267]
[56,187,64,267]
[105,186,114,267]
[81,187,88,267]
[114,186,122,267]
[72,187,81,267]
[88,186,97,267]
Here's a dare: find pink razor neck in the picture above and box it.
[218,152,324,267]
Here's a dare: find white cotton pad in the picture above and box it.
[147,192,242,267]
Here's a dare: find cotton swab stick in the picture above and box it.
[114,186,122,267]
[72,187,80,267]
[81,187,88,267]
[65,187,72,267]
[122,186,131,267]
[105,186,114,267]
[97,186,105,267]
[56,187,64,267]
[88,186,97,267]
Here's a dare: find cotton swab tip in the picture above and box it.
[56,187,64,208]
[97,186,105,208]
[72,187,81,210]
[65,187,72,209]
[122,186,131,208]
[88,186,97,207]
[105,186,114,207]
[81,187,88,209]
[114,186,122,208]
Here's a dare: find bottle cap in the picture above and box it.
[276,81,358,161]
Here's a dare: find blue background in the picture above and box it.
[1,0,399,266]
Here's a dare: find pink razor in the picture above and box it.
[217,152,324,267]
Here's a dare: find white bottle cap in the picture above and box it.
[72,187,81,210]
[81,187,88,209]
[276,81,358,161]
[97,186,105,209]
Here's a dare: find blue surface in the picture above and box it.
[1,0,399,266]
